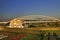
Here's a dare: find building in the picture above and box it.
[18,15,60,27]
[8,15,60,28]
[9,18,24,28]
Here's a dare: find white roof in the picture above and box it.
[18,15,60,22]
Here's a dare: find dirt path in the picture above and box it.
[26,27,60,30]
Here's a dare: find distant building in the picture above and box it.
[8,15,60,28]
[9,18,24,28]
[18,15,60,27]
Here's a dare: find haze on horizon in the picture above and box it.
[0,0,60,18]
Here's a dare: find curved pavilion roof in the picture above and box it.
[18,15,60,22]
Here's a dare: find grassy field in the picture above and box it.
[0,27,60,40]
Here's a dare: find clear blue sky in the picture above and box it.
[0,0,60,18]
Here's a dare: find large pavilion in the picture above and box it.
[8,15,60,28]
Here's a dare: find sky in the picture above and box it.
[0,0,60,18]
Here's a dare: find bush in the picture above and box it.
[29,24,35,27]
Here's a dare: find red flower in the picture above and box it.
[11,36,18,40]
[11,34,25,40]
[19,34,24,38]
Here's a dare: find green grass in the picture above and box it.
[0,27,60,40]
[20,34,40,40]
